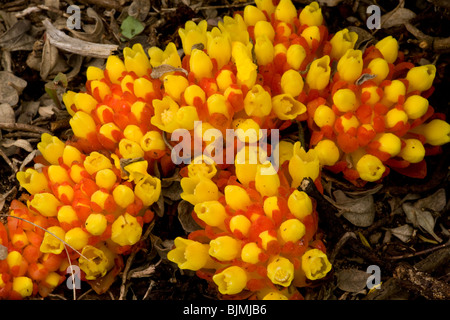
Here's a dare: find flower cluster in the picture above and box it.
[169,158,331,300]
[1,134,159,299]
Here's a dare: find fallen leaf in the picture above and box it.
[17,101,40,124]
[414,188,446,212]
[325,190,375,227]
[337,268,369,293]
[40,37,59,80]
[150,234,174,260]
[317,0,345,6]
[0,103,15,124]
[38,105,55,118]
[381,8,416,28]
[177,200,201,233]
[389,224,415,243]
[0,19,34,51]
[120,16,145,40]
[151,64,188,79]
[68,8,104,43]
[0,72,27,106]
[402,203,442,243]
[0,139,34,152]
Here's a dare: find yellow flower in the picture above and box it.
[119,139,145,159]
[224,185,252,211]
[78,245,109,280]
[16,168,49,195]
[123,43,150,77]
[207,93,231,118]
[95,168,117,190]
[255,35,274,66]
[209,236,241,261]
[410,119,450,146]
[241,242,263,264]
[47,164,70,184]
[111,213,142,246]
[306,55,331,90]
[62,145,83,167]
[105,55,126,84]
[262,291,289,300]
[176,106,199,130]
[65,227,89,251]
[333,88,358,113]
[85,213,108,236]
[86,66,104,81]
[234,146,261,186]
[140,131,166,152]
[375,35,398,64]
[279,219,306,243]
[12,277,33,298]
[163,75,189,102]
[385,108,408,129]
[288,142,320,188]
[232,42,257,87]
[367,58,389,84]
[70,111,96,140]
[168,237,215,271]
[232,118,262,144]
[99,123,121,144]
[301,26,321,48]
[229,215,252,237]
[275,0,297,24]
[180,176,219,205]
[399,139,425,164]
[84,151,112,175]
[151,96,181,133]
[62,90,76,116]
[184,84,206,106]
[134,174,161,207]
[73,92,98,114]
[267,256,295,287]
[190,49,213,81]
[133,77,155,99]
[255,162,280,197]
[313,104,336,128]
[337,49,363,83]
[313,139,340,166]
[361,85,381,105]
[218,14,249,44]
[329,28,358,60]
[57,205,78,225]
[287,190,313,220]
[244,5,266,26]
[299,1,323,26]
[355,153,386,182]
[382,80,406,105]
[286,44,306,70]
[255,0,276,16]
[376,133,402,157]
[187,156,217,179]
[206,27,231,70]
[213,266,248,295]
[276,140,294,166]
[272,94,307,120]
[243,84,272,117]
[406,65,436,92]
[30,192,61,217]
[403,95,429,120]
[281,70,304,97]
[301,248,332,280]
[259,230,277,250]
[254,20,275,42]
[37,133,65,165]
[123,160,148,183]
[112,185,135,208]
[40,226,65,254]
[148,42,181,68]
[194,201,227,229]
[178,20,208,55]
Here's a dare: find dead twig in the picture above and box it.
[405,22,450,52]
[0,122,51,134]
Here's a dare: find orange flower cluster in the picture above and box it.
[1,135,159,299]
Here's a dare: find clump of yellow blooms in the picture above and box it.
[2,0,449,300]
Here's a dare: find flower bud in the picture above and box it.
[64,227,89,251]
[333,88,358,112]
[281,70,304,97]
[194,201,227,228]
[306,55,330,90]
[286,44,306,70]
[70,111,96,139]
[279,219,306,243]
[111,213,142,246]
[78,245,109,280]
[39,226,65,254]
[113,185,135,208]
[168,237,213,271]
[301,26,321,48]
[244,5,266,26]
[123,125,143,143]
[410,119,450,146]
[178,20,208,55]
[314,139,340,166]
[176,106,199,130]
[254,35,274,66]
[267,256,294,287]
[190,49,213,80]
[229,215,252,237]
[73,92,98,114]
[12,276,33,298]
[255,162,280,197]
[206,27,232,70]
[47,165,71,185]
[375,36,398,64]
[241,242,263,264]
[134,77,155,99]
[329,28,358,60]
[288,142,320,188]
[134,174,161,207]
[356,154,386,182]
[367,58,389,84]
[338,114,360,133]
[123,43,150,77]
[254,20,275,42]
[313,104,336,128]
[119,139,145,159]
[140,131,166,152]
[361,85,382,105]
[30,193,61,217]
[207,93,231,118]
[337,49,363,83]
[233,118,262,143]
[184,84,206,106]
[62,145,83,167]
[84,152,112,175]
[213,266,248,295]
[224,185,252,211]
[105,55,126,84]
[255,0,276,15]
[399,139,425,163]
[16,168,49,195]
[209,236,241,261]
[382,80,406,105]
[263,196,279,219]
[406,65,436,92]
[377,133,402,157]
[272,94,306,120]
[385,108,408,129]
[244,84,272,117]
[301,248,332,280]
[57,205,79,225]
[275,0,297,24]
[403,95,429,120]
[163,75,189,102]
[287,190,313,220]
[181,176,219,205]
[38,133,65,165]
[299,1,323,26]
[85,213,107,236]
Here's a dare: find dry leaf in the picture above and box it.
[325,190,375,227]
[68,8,104,43]
[0,103,15,124]
[0,71,27,106]
[381,8,416,28]
[17,101,40,124]
[150,234,174,260]
[0,19,34,51]
[337,268,369,293]
[177,200,201,233]
[414,188,446,212]
[151,64,188,79]
[0,139,34,152]
[389,224,415,243]
[402,203,442,243]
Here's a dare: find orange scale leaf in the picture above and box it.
[385,158,410,169]
[22,245,41,264]
[391,160,427,179]
[366,147,391,162]
[246,278,267,292]
[28,263,49,281]
[425,145,442,156]
[372,115,386,132]
[342,167,361,184]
